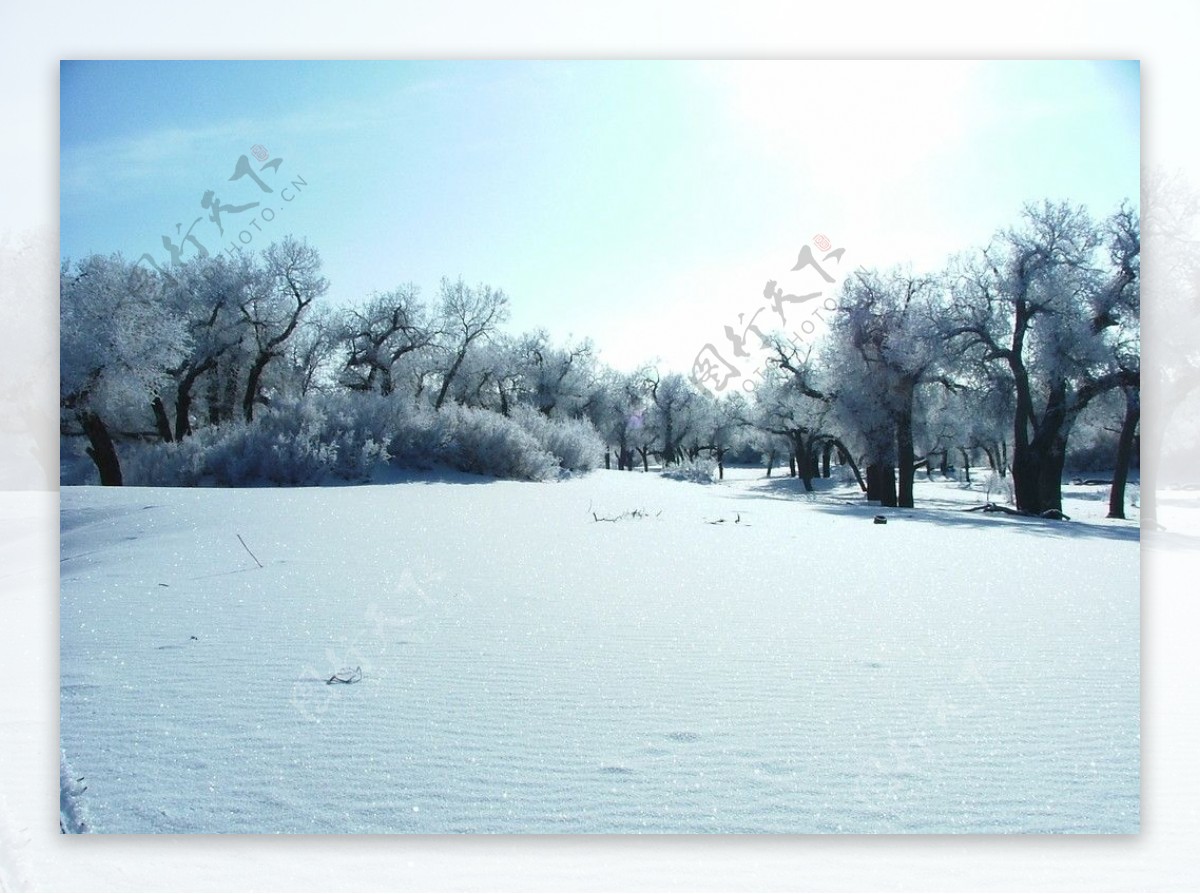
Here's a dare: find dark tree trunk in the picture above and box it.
[662,422,676,466]
[1038,434,1069,514]
[435,349,468,411]
[882,465,897,507]
[1108,389,1140,520]
[959,447,972,484]
[821,440,834,478]
[605,450,611,471]
[151,397,174,443]
[1013,383,1071,515]
[1011,452,1039,511]
[765,450,775,478]
[1021,384,1076,515]
[243,352,274,423]
[866,463,880,501]
[896,412,916,509]
[788,452,796,478]
[866,463,897,507]
[982,445,996,471]
[805,441,820,491]
[80,411,122,486]
[177,379,195,438]
[174,356,217,439]
[716,447,725,480]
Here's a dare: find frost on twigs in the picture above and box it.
[326,666,362,684]
[661,457,718,484]
[589,504,661,522]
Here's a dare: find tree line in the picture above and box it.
[60,200,1139,518]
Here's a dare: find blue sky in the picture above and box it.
[60,60,1140,372]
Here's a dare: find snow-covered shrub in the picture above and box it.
[118,393,568,486]
[661,456,717,484]
[122,397,393,486]
[510,406,605,472]
[982,470,1015,504]
[432,403,559,481]
[198,409,337,486]
[121,435,211,486]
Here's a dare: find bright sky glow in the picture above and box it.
[60,60,1140,373]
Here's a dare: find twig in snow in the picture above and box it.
[964,502,1071,521]
[236,533,264,569]
[590,508,656,522]
[326,666,362,684]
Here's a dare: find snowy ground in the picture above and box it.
[59,468,1140,834]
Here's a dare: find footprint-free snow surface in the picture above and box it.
[60,470,1139,833]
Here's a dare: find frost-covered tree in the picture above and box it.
[436,341,506,411]
[684,391,749,479]
[645,369,701,466]
[509,329,597,419]
[432,277,510,411]
[338,284,434,396]
[588,366,654,471]
[756,343,853,492]
[284,304,341,399]
[61,255,189,484]
[828,267,950,508]
[156,253,256,440]
[238,238,328,423]
[946,201,1139,515]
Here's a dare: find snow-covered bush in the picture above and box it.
[122,397,393,486]
[121,435,211,487]
[432,403,559,481]
[661,456,717,484]
[209,425,336,486]
[510,406,605,472]
[982,470,1015,505]
[115,393,569,486]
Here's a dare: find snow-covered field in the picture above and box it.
[59,469,1139,834]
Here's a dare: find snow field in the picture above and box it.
[59,470,1139,833]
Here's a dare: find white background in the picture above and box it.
[1,1,1198,890]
